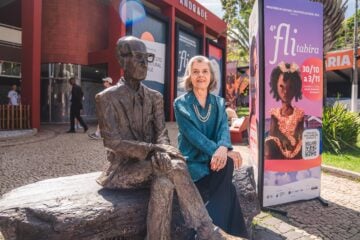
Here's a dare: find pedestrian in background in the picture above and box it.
[88,77,113,139]
[67,77,88,133]
[8,84,20,106]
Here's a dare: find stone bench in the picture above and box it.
[0,166,260,240]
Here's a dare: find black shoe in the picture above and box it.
[84,126,88,133]
[66,130,76,133]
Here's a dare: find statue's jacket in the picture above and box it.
[95,81,169,188]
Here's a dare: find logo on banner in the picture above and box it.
[269,23,320,64]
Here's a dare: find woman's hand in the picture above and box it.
[210,146,228,171]
[227,150,243,169]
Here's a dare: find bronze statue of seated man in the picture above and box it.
[95,36,242,240]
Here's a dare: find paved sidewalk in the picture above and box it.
[0,123,359,240]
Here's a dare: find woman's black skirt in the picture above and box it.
[195,158,248,238]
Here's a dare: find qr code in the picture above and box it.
[302,129,320,159]
[304,140,317,158]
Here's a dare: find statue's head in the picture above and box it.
[115,36,154,81]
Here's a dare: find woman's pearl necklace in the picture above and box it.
[193,104,212,122]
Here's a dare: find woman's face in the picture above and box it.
[277,74,295,103]
[191,61,211,91]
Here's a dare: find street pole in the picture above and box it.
[351,0,359,112]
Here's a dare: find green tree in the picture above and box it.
[312,0,348,53]
[221,0,255,65]
[333,9,360,50]
[222,0,347,65]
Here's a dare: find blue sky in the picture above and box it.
[346,0,356,18]
[196,0,224,19]
[198,0,356,19]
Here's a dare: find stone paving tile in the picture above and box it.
[277,222,294,234]
[260,216,283,227]
[282,230,305,240]
[253,226,285,240]
[0,124,106,196]
[0,123,359,240]
[349,233,360,240]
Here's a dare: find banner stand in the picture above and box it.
[262,196,328,216]
[249,0,326,209]
[261,207,287,216]
[316,197,329,207]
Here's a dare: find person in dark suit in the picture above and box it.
[67,77,88,133]
[95,36,240,240]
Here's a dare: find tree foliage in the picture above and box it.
[311,0,347,53]
[323,103,360,153]
[222,0,347,65]
[221,0,255,65]
[333,9,360,50]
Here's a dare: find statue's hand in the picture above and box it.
[154,144,184,160]
[151,152,172,174]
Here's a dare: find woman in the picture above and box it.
[174,55,248,238]
[265,61,304,159]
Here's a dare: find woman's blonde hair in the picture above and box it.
[182,55,218,92]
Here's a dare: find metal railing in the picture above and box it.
[0,105,31,130]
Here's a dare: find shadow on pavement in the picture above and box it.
[267,198,360,239]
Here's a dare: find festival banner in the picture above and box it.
[176,29,201,97]
[225,61,238,107]
[262,0,323,207]
[249,0,260,186]
[208,42,224,96]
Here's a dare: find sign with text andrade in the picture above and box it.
[263,0,323,207]
[176,30,201,97]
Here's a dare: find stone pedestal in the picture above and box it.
[0,167,260,240]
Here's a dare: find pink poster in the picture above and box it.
[226,61,238,108]
[262,0,323,207]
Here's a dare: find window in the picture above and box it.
[0,61,21,77]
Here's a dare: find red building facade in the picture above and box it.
[0,0,227,129]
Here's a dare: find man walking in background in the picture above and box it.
[8,84,20,106]
[67,77,88,133]
[88,77,112,139]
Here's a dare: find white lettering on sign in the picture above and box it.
[269,22,320,64]
[179,0,208,20]
[326,55,351,69]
